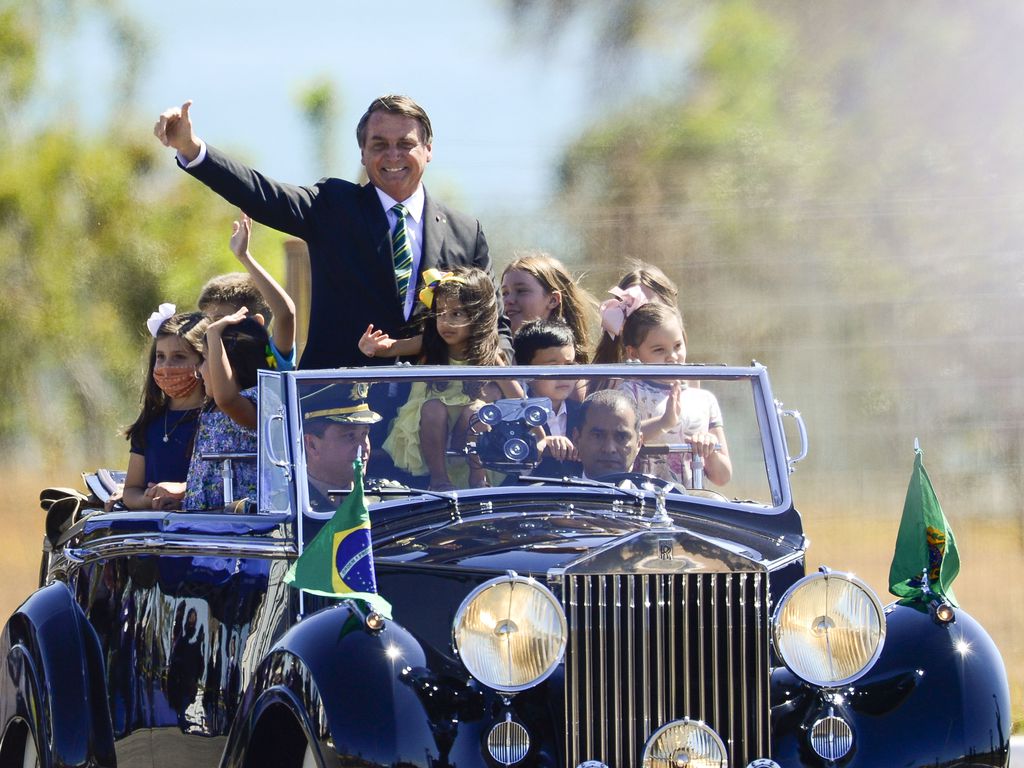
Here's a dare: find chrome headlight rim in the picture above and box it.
[771,569,886,687]
[453,573,567,693]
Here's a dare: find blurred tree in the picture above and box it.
[296,77,340,173]
[508,0,1024,499]
[0,1,245,469]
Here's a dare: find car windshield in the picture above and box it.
[259,364,789,514]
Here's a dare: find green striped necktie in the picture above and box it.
[391,203,412,304]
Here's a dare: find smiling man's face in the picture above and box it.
[360,110,432,202]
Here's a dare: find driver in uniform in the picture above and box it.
[301,382,399,511]
[526,389,643,480]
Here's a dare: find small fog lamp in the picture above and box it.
[930,599,956,625]
[641,719,727,768]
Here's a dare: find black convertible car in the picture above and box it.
[0,363,1011,768]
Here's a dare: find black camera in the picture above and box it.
[472,397,551,471]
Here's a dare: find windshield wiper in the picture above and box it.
[510,474,652,504]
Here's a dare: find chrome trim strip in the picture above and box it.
[626,576,636,764]
[711,575,720,734]
[598,575,608,760]
[612,574,622,765]
[755,571,766,752]
[726,574,735,760]
[740,572,749,762]
[668,575,677,723]
[655,575,665,730]
[583,575,593,759]
[568,575,579,765]
[61,536,294,562]
[641,574,650,739]
[682,572,690,718]
[698,573,707,722]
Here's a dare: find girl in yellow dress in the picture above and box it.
[359,267,519,490]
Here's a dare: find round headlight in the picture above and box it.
[772,570,885,686]
[453,574,567,692]
[641,719,727,768]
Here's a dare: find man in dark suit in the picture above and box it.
[154,95,508,369]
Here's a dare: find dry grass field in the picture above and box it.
[1,469,1021,731]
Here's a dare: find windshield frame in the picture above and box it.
[275,362,793,518]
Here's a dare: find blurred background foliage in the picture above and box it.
[507,0,1024,513]
[0,0,285,467]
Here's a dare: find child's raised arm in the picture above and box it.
[205,308,258,429]
[358,324,423,359]
[230,212,297,364]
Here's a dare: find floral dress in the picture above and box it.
[617,379,724,487]
[382,359,474,483]
[183,387,258,510]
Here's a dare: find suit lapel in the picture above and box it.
[420,190,448,281]
[358,184,404,316]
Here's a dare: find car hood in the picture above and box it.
[372,496,799,576]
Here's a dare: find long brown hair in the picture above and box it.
[125,312,208,446]
[421,266,505,367]
[502,251,595,362]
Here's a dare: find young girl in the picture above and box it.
[182,308,269,511]
[500,251,595,363]
[363,267,519,490]
[119,307,208,510]
[616,302,732,488]
[593,263,679,365]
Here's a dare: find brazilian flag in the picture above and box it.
[284,459,392,618]
[888,447,960,607]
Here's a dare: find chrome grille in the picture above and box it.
[563,572,770,768]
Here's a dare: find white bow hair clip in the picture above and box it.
[146,303,177,337]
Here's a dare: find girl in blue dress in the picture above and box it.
[119,307,209,510]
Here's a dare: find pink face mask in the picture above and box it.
[153,366,200,400]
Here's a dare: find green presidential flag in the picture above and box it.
[888,447,959,607]
[284,459,392,618]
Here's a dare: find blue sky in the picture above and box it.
[40,0,604,217]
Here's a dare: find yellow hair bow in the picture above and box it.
[418,268,467,308]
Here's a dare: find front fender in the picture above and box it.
[224,602,491,768]
[0,581,115,768]
[771,603,1011,766]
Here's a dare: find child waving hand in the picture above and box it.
[183,308,270,510]
[364,267,520,490]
